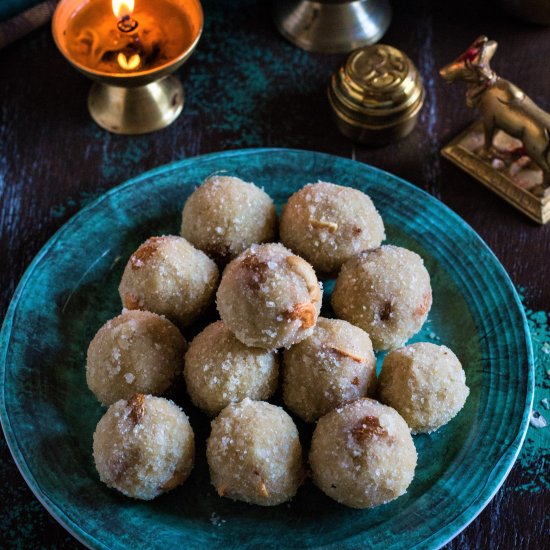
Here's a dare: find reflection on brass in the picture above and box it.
[440,36,550,223]
[329,44,424,145]
[52,0,203,135]
[273,0,391,54]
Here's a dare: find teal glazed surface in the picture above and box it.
[0,149,534,549]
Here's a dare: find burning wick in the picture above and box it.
[113,0,138,33]
[112,0,140,70]
[117,14,138,33]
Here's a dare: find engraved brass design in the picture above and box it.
[350,46,407,92]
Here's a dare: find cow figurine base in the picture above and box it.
[442,121,550,224]
[440,36,550,224]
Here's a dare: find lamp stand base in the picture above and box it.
[88,76,184,135]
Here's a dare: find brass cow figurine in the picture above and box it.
[440,36,550,186]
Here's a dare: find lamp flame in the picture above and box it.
[112,0,134,19]
[117,53,140,70]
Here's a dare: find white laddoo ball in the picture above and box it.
[378,342,470,433]
[280,182,385,275]
[216,243,323,349]
[332,245,432,351]
[309,398,417,509]
[180,175,277,264]
[184,320,279,416]
[86,310,186,406]
[119,235,219,327]
[282,317,377,422]
[206,399,304,506]
[93,395,195,500]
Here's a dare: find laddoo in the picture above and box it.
[93,394,195,500]
[216,243,323,349]
[119,235,219,327]
[282,317,376,422]
[280,182,385,275]
[184,320,279,416]
[332,245,432,351]
[206,398,304,506]
[309,398,416,509]
[378,342,469,433]
[87,310,186,405]
[180,175,277,263]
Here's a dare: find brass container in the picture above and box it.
[329,44,425,145]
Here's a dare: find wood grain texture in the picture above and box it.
[0,0,548,548]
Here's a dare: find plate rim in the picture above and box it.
[0,147,535,550]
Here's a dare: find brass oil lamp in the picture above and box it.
[53,0,203,134]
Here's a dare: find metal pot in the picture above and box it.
[273,0,392,54]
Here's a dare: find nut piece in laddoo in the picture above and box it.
[180,175,277,264]
[87,310,186,406]
[93,394,195,500]
[378,342,469,433]
[119,235,219,327]
[283,317,377,422]
[280,182,385,275]
[309,398,417,509]
[184,320,279,416]
[206,398,304,506]
[332,245,432,351]
[216,243,323,349]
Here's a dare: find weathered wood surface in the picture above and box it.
[1,0,548,547]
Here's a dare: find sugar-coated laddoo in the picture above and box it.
[87,310,186,406]
[180,175,278,264]
[282,317,377,422]
[184,320,279,416]
[119,235,219,327]
[332,245,432,351]
[206,398,304,506]
[378,342,469,433]
[280,182,385,275]
[93,394,195,500]
[216,243,323,349]
[309,398,416,509]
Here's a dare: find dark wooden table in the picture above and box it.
[1,0,549,548]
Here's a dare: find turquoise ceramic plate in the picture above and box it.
[0,149,533,549]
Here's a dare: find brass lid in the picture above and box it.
[329,44,425,143]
